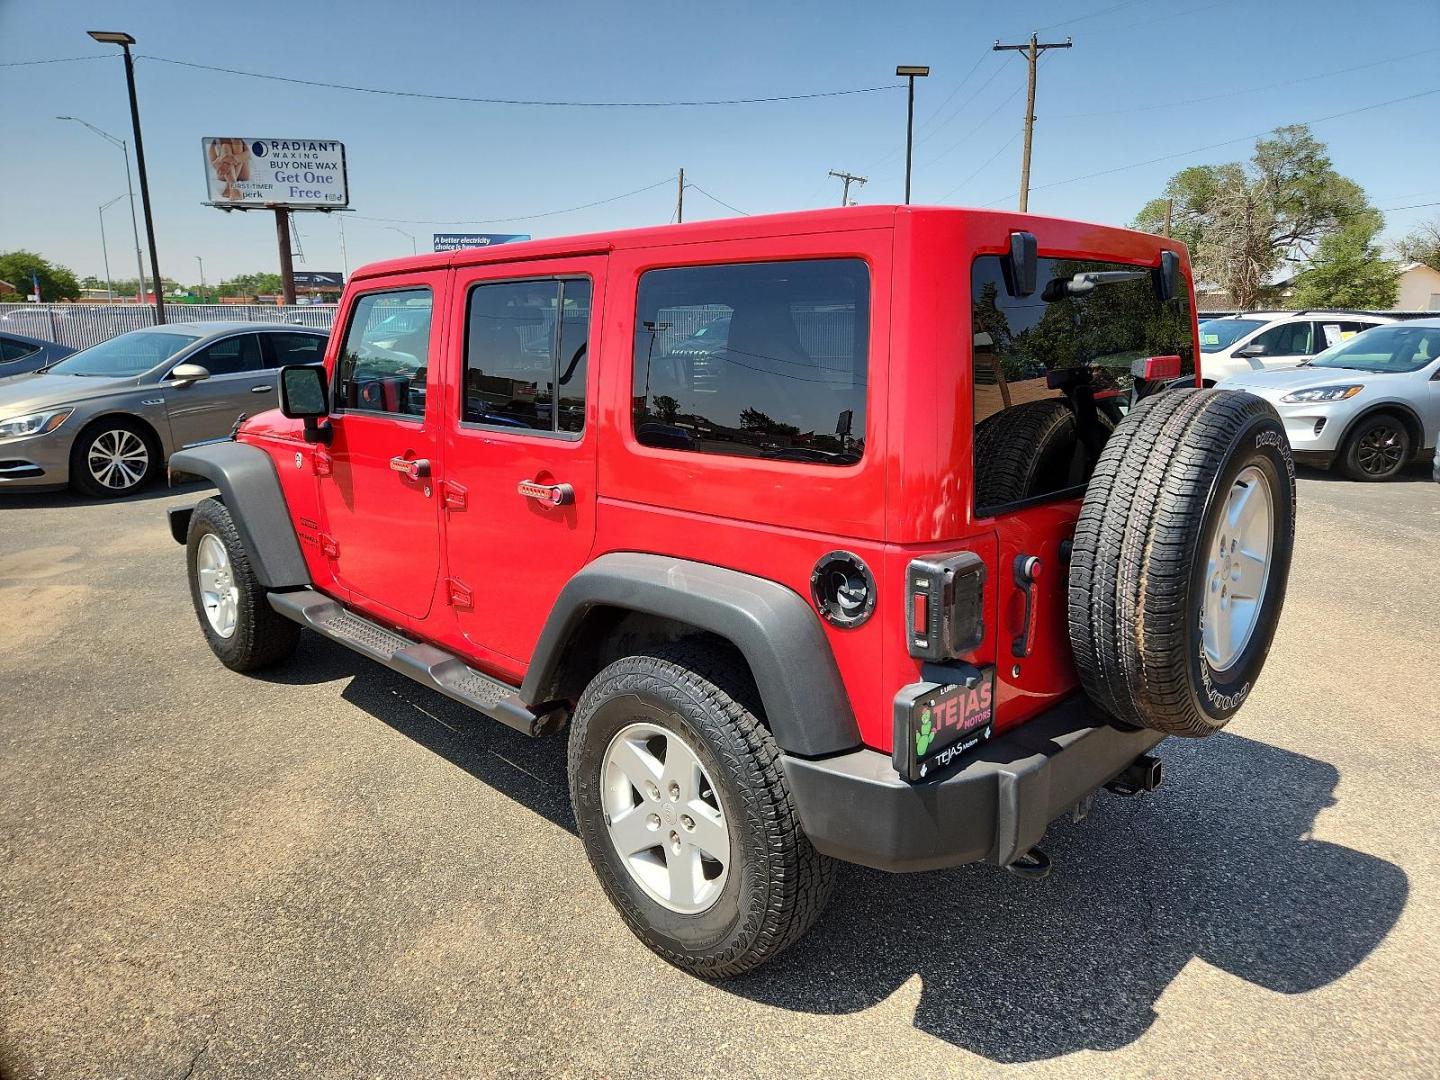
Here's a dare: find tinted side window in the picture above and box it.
[0,337,40,363]
[632,259,869,465]
[462,278,590,434]
[191,334,263,376]
[1252,321,1312,355]
[335,289,432,418]
[265,332,326,366]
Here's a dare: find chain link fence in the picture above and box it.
[0,304,337,351]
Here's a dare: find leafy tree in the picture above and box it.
[738,407,799,436]
[0,251,81,301]
[651,394,681,423]
[1290,211,1397,309]
[1395,215,1440,271]
[217,272,284,298]
[1135,126,1375,308]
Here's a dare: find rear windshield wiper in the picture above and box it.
[1042,270,1149,302]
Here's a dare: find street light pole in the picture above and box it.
[387,227,418,255]
[87,30,165,323]
[57,115,147,305]
[195,255,206,305]
[98,194,126,301]
[896,66,930,205]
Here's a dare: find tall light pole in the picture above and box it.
[57,115,146,304]
[85,30,165,323]
[98,194,126,300]
[387,227,417,255]
[195,256,206,304]
[896,66,929,205]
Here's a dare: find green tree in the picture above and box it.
[1395,215,1440,271]
[1135,126,1375,309]
[217,272,284,298]
[1290,211,1397,309]
[0,251,81,301]
[651,394,681,423]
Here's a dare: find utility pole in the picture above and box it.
[993,33,1071,213]
[275,209,297,305]
[195,255,206,304]
[676,168,685,223]
[828,170,868,207]
[1163,198,1174,238]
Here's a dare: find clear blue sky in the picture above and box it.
[4,0,1439,285]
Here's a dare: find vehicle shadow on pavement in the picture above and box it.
[1295,463,1434,484]
[0,479,208,510]
[722,733,1409,1063]
[258,642,1408,1063]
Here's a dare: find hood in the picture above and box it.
[0,371,142,415]
[1217,365,1397,395]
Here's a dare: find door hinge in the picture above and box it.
[320,533,340,558]
[313,449,333,477]
[445,577,473,610]
[440,479,468,511]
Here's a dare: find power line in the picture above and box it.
[1052,45,1440,120]
[0,55,110,67]
[135,53,901,107]
[938,131,1022,201]
[350,177,674,226]
[685,182,750,216]
[920,83,1023,169]
[979,85,1440,208]
[1034,0,1149,32]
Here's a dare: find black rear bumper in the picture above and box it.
[781,697,1164,872]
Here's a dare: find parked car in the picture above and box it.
[167,207,1294,977]
[0,331,74,377]
[1218,318,1440,480]
[1198,310,1394,383]
[0,321,327,497]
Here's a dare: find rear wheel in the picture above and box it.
[1068,389,1296,737]
[69,418,159,498]
[1341,412,1410,481]
[567,643,834,978]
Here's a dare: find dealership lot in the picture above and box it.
[1,470,1436,1080]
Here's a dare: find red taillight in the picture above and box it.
[912,592,929,635]
[1134,354,1182,381]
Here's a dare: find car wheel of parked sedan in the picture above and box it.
[1341,412,1411,481]
[69,418,160,498]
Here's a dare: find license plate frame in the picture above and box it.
[892,667,997,782]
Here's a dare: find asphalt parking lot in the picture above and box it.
[1,467,1437,1080]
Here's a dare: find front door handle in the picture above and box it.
[389,456,431,480]
[249,384,274,393]
[518,479,574,506]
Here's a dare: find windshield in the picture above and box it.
[1308,324,1440,373]
[47,330,198,377]
[1199,318,1265,353]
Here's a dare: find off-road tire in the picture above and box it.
[567,642,835,978]
[1340,411,1411,481]
[186,497,300,672]
[69,417,161,499]
[974,399,1115,508]
[1068,388,1296,737]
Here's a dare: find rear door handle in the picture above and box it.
[249,384,273,393]
[389,456,431,480]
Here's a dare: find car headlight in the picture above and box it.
[0,407,75,439]
[1279,385,1364,404]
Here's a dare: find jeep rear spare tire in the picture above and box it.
[1068,388,1295,737]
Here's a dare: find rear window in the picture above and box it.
[972,254,1193,514]
[632,259,869,466]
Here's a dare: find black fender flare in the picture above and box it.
[522,552,862,758]
[167,442,311,590]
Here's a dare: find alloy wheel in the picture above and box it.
[1356,423,1405,477]
[1203,465,1274,671]
[86,428,150,491]
[601,721,730,914]
[195,533,239,639]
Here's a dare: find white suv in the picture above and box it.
[1198,310,1395,383]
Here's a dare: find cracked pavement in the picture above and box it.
[1,468,1437,1079]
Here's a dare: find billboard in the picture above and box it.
[292,271,344,287]
[202,138,349,209]
[432,233,530,252]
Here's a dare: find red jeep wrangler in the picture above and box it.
[169,206,1295,977]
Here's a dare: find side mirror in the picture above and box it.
[279,364,332,443]
[1234,342,1268,359]
[169,363,211,388]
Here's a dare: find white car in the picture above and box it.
[1198,311,1395,383]
[1218,319,1440,481]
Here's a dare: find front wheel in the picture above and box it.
[567,643,834,978]
[185,497,300,672]
[69,418,159,498]
[1341,412,1411,481]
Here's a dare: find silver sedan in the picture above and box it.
[0,321,327,498]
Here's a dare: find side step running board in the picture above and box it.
[268,589,545,736]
